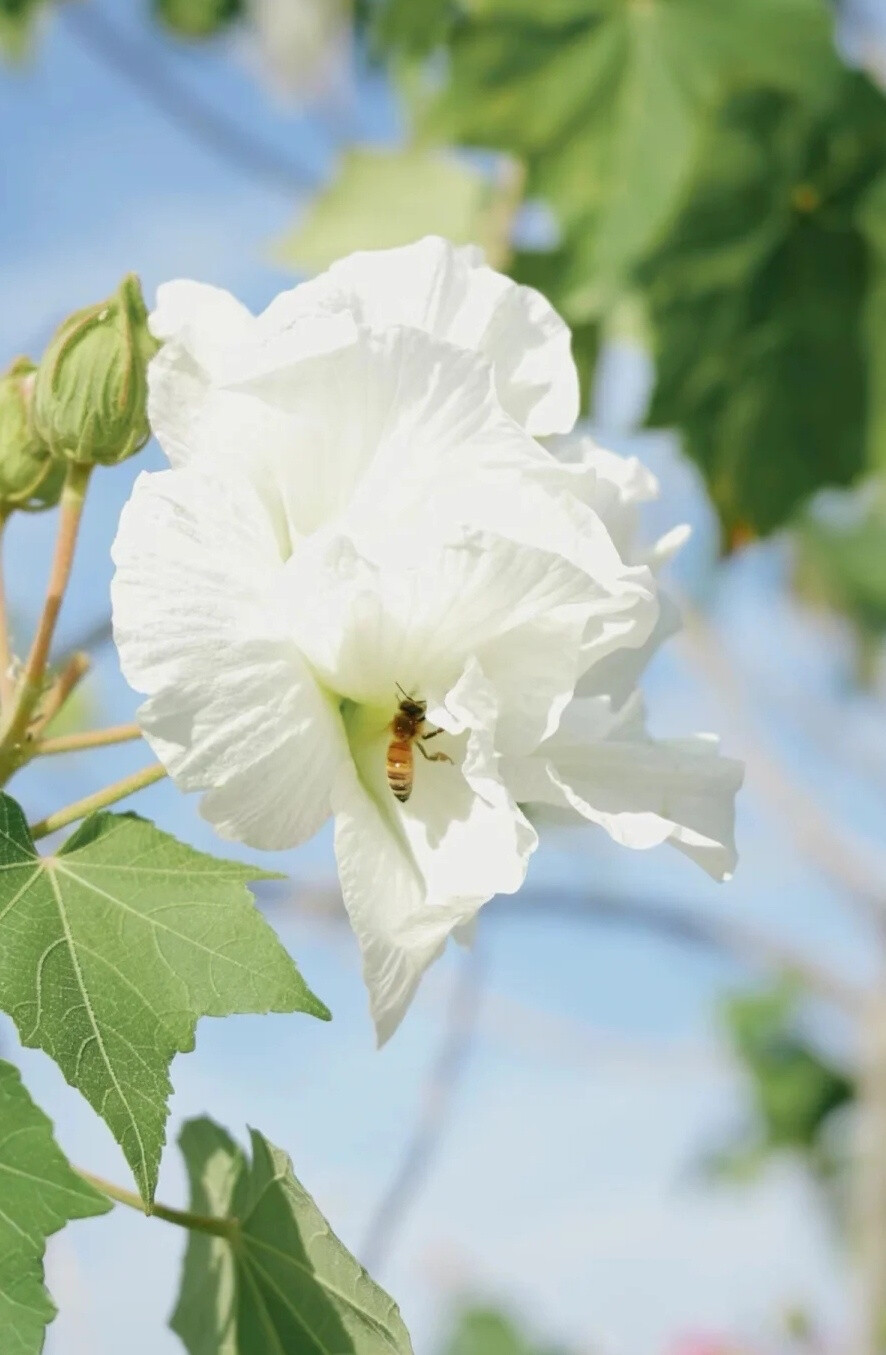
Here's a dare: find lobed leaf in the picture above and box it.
[0,1057,110,1355]
[0,795,329,1204]
[172,1117,414,1355]
[428,0,838,294]
[639,74,886,535]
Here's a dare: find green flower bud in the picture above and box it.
[33,273,159,468]
[153,0,243,39]
[0,356,62,512]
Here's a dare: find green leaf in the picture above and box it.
[0,1057,110,1355]
[153,0,243,41]
[275,147,501,274]
[0,0,45,62]
[365,0,456,57]
[792,482,886,682]
[0,795,329,1204]
[639,74,886,536]
[171,1120,243,1355]
[442,1305,570,1355]
[860,170,886,468]
[712,984,854,1185]
[172,1117,414,1355]
[431,0,838,294]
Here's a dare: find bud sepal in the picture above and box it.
[0,356,62,513]
[33,274,159,468]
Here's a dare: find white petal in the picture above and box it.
[546,431,691,569]
[333,660,536,1042]
[284,330,656,618]
[503,693,743,881]
[111,466,347,849]
[261,235,579,434]
[147,285,354,474]
[152,316,656,659]
[544,432,691,697]
[578,587,683,705]
[282,528,615,756]
[150,280,254,370]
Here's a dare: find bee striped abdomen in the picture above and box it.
[386,740,414,802]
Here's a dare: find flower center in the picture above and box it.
[341,693,455,810]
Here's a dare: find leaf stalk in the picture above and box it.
[76,1169,234,1238]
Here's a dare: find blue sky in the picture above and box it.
[1,3,885,1352]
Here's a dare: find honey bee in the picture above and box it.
[386,685,452,803]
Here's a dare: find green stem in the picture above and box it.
[0,510,13,712]
[77,1168,234,1238]
[29,762,167,840]
[26,651,91,742]
[0,463,92,776]
[33,722,142,757]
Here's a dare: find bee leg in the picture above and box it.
[417,741,453,764]
[421,727,444,741]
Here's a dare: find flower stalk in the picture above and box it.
[0,511,13,711]
[33,722,142,757]
[27,651,91,742]
[29,762,167,840]
[855,990,886,1355]
[0,462,92,780]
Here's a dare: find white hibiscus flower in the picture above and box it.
[111,237,742,1041]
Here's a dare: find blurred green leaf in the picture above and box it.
[365,0,457,56]
[427,0,838,297]
[793,481,886,680]
[860,170,886,468]
[152,0,243,40]
[276,146,509,273]
[0,1057,110,1355]
[441,1306,569,1355]
[795,491,886,635]
[510,247,601,409]
[716,983,854,1178]
[0,0,44,61]
[640,74,886,536]
[172,1117,414,1355]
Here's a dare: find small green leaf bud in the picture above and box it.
[0,356,62,512]
[33,273,159,468]
[153,0,243,40]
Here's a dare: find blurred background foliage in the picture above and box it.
[47,0,886,635]
[710,983,855,1204]
[6,0,886,633]
[4,1,886,1351]
[439,1305,571,1355]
